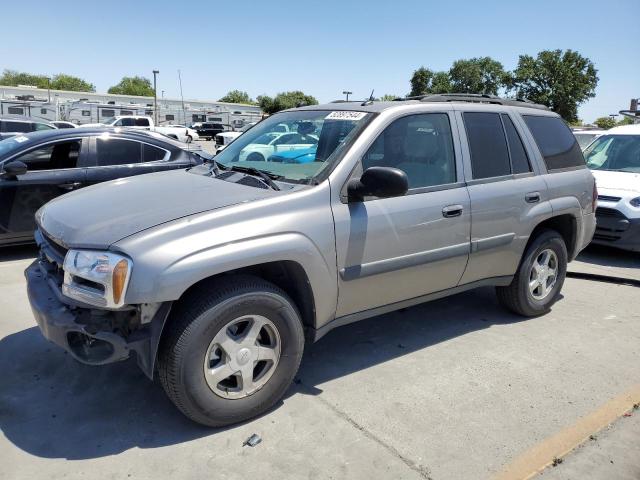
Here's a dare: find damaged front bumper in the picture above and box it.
[25,258,171,378]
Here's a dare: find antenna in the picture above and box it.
[178,69,186,126]
[361,90,375,106]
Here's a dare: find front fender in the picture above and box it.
[124,232,337,329]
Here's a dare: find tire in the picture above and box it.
[157,275,304,427]
[496,229,568,317]
[246,152,265,162]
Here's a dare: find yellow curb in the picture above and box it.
[493,384,640,480]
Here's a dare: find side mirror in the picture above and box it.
[1,161,28,179]
[347,166,409,202]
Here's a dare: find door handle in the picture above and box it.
[442,204,463,218]
[525,192,541,203]
[58,182,81,191]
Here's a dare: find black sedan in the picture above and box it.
[0,128,208,246]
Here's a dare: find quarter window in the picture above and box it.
[523,115,585,170]
[15,140,81,170]
[501,114,531,174]
[362,113,456,189]
[143,143,168,162]
[135,118,150,127]
[463,112,511,179]
[96,138,142,166]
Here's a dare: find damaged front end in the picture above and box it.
[25,229,171,378]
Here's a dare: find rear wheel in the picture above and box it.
[496,229,567,317]
[157,275,304,427]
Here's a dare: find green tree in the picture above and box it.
[593,117,617,129]
[409,67,451,96]
[378,94,400,101]
[0,69,94,92]
[218,90,255,104]
[108,76,155,96]
[50,74,95,92]
[509,49,598,122]
[617,116,635,126]
[257,91,318,114]
[448,57,507,95]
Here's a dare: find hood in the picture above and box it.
[591,170,640,194]
[37,168,278,248]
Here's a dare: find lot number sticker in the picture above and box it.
[325,111,367,121]
[13,136,29,143]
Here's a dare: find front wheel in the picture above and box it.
[496,229,568,317]
[157,275,304,427]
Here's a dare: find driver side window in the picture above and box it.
[14,140,82,171]
[362,113,456,189]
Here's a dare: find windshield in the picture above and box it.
[574,132,598,149]
[213,110,372,183]
[584,135,640,173]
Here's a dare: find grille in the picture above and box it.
[595,207,626,219]
[597,195,621,202]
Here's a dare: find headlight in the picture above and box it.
[62,250,132,308]
[630,197,640,208]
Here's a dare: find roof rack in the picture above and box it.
[415,94,549,110]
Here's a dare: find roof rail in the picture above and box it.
[418,93,549,110]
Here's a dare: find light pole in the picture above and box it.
[152,70,159,124]
[46,76,51,103]
[342,90,352,101]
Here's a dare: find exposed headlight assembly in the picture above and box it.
[630,196,640,208]
[62,250,132,308]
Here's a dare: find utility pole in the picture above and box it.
[178,70,186,126]
[46,76,51,103]
[152,70,159,124]
[342,90,352,101]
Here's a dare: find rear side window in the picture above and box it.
[463,112,511,179]
[96,138,142,165]
[135,118,150,127]
[523,115,585,170]
[501,114,531,174]
[1,121,31,133]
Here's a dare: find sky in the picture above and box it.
[1,0,638,122]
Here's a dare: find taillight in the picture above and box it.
[592,180,598,212]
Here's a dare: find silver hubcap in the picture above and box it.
[529,249,559,300]
[203,315,281,399]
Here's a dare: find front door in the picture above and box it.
[332,112,471,317]
[0,138,88,244]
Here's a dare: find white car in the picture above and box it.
[572,128,606,150]
[215,122,257,150]
[52,121,78,129]
[584,124,640,251]
[166,124,200,142]
[238,131,318,162]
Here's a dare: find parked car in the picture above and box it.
[237,130,319,162]
[52,121,78,129]
[572,127,606,149]
[195,122,227,140]
[166,124,200,143]
[0,128,207,246]
[215,122,257,149]
[268,145,317,163]
[80,115,194,143]
[584,124,640,251]
[0,116,57,140]
[26,94,596,427]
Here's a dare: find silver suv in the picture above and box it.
[26,94,597,426]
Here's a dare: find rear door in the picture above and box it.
[455,109,550,284]
[0,138,88,243]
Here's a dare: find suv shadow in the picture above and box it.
[0,287,531,460]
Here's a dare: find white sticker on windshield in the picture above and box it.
[13,136,29,143]
[325,111,367,121]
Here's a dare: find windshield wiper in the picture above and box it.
[227,165,282,190]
